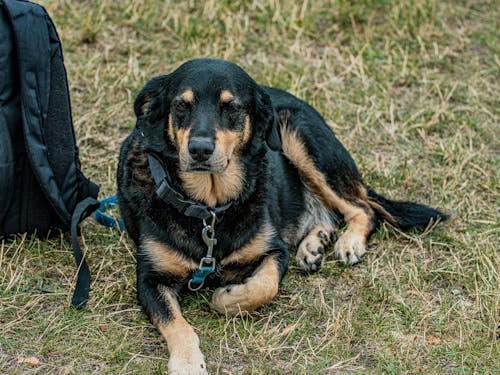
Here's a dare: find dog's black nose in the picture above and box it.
[188,137,215,162]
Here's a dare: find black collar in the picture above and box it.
[147,154,232,222]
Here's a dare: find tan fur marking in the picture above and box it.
[217,121,251,153]
[142,239,198,277]
[180,89,194,103]
[238,115,252,150]
[217,129,239,156]
[346,213,372,243]
[221,224,275,266]
[179,142,245,207]
[155,287,207,374]
[280,126,366,221]
[167,114,175,144]
[211,256,280,315]
[220,89,235,103]
[176,127,191,157]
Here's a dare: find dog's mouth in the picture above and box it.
[181,160,229,174]
[179,143,233,174]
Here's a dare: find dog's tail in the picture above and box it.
[365,187,449,230]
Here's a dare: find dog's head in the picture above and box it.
[134,58,280,174]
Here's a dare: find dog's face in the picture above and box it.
[134,59,280,174]
[169,82,251,173]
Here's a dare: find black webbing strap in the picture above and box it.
[147,154,231,221]
[70,197,100,308]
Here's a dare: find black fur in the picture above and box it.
[367,188,449,230]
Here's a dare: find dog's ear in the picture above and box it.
[134,75,170,118]
[266,111,281,151]
[255,87,281,151]
[134,75,174,156]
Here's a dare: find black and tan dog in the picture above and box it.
[117,58,447,374]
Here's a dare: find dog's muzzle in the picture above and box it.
[183,136,227,173]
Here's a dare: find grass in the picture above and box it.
[1,0,498,373]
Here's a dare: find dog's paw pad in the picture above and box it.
[318,230,331,245]
[334,232,366,265]
[296,245,324,272]
[296,231,331,272]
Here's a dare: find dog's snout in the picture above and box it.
[188,137,215,162]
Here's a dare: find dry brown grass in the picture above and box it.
[1,0,498,374]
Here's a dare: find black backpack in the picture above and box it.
[0,0,100,308]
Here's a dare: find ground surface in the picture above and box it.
[1,0,498,374]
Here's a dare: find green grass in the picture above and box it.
[1,0,498,373]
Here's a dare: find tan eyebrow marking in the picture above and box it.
[180,89,194,103]
[220,90,235,103]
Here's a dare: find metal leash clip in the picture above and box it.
[188,212,218,291]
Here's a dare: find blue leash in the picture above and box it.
[93,195,125,230]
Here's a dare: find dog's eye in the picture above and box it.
[221,102,243,120]
[174,101,191,115]
[221,101,240,111]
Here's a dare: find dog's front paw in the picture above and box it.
[211,279,278,316]
[212,257,280,316]
[296,229,331,272]
[168,351,208,375]
[211,285,249,316]
[334,231,366,265]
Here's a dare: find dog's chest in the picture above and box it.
[168,218,274,278]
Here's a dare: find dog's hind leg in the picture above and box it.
[290,187,336,272]
[295,206,373,268]
[280,117,377,265]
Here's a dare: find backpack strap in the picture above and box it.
[71,197,100,308]
[0,108,14,221]
[0,6,15,222]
